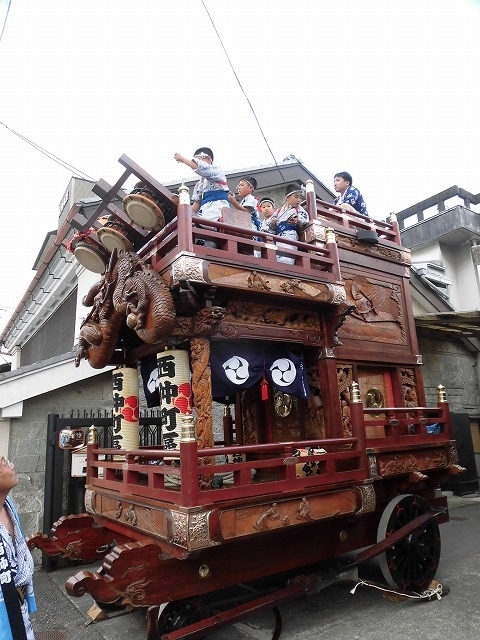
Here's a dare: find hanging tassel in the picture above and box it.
[261,376,269,400]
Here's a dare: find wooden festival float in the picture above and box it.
[28,155,464,639]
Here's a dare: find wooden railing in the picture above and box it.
[312,199,401,245]
[141,212,342,283]
[87,437,364,508]
[86,400,452,508]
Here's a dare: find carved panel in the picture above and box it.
[84,488,94,515]
[305,366,325,440]
[172,511,188,547]
[368,453,379,478]
[356,483,376,513]
[401,367,418,407]
[338,275,406,344]
[377,448,448,477]
[207,264,344,304]
[448,443,459,465]
[91,493,169,541]
[188,512,219,550]
[335,235,410,265]
[171,255,206,286]
[337,364,353,438]
[219,490,357,540]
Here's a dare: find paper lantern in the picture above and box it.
[112,366,140,451]
[157,349,193,452]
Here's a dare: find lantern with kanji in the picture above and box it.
[112,365,140,451]
[157,349,193,452]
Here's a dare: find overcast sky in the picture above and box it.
[1,0,479,333]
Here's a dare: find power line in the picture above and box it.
[0,0,12,47]
[201,0,287,184]
[0,120,95,180]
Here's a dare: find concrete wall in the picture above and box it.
[418,336,479,414]
[8,371,111,538]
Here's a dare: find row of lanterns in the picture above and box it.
[112,349,192,452]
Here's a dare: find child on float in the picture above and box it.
[266,184,309,264]
[173,147,230,223]
[258,196,276,232]
[229,176,261,231]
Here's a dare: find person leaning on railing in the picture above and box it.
[333,171,369,217]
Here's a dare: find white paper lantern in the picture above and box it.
[112,365,140,451]
[157,349,193,452]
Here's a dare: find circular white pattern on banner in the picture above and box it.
[147,368,159,393]
[270,358,296,386]
[223,356,250,384]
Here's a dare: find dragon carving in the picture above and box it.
[76,251,225,369]
[76,250,176,369]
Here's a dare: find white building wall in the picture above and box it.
[441,243,479,311]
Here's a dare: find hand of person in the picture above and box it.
[174,152,186,164]
[228,192,237,204]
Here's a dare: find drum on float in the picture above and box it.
[122,182,166,230]
[69,233,109,274]
[96,216,138,253]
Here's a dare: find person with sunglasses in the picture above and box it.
[0,456,37,640]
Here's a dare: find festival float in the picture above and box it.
[28,154,463,639]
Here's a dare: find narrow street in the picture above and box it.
[33,495,480,640]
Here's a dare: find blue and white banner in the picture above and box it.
[210,341,310,400]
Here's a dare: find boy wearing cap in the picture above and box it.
[267,184,309,264]
[174,147,230,222]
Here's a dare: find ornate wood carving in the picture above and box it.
[355,483,376,513]
[27,514,124,562]
[305,366,325,440]
[190,337,214,451]
[339,275,406,344]
[170,255,207,286]
[207,264,345,304]
[76,250,177,368]
[401,367,418,407]
[220,300,323,344]
[241,389,259,445]
[219,490,357,540]
[376,448,449,477]
[335,235,411,266]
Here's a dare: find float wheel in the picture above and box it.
[377,494,441,591]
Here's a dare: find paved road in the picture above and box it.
[32,494,480,640]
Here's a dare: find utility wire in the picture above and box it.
[201,0,287,183]
[0,0,12,47]
[0,120,96,180]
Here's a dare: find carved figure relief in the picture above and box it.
[337,364,353,437]
[224,300,320,332]
[241,389,258,445]
[305,366,325,440]
[253,503,280,532]
[401,368,418,407]
[247,271,271,290]
[339,276,405,344]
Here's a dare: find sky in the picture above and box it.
[1,0,480,334]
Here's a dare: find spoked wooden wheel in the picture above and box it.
[157,597,209,637]
[377,494,441,591]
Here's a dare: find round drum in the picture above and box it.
[97,217,136,252]
[71,235,109,273]
[122,183,166,230]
